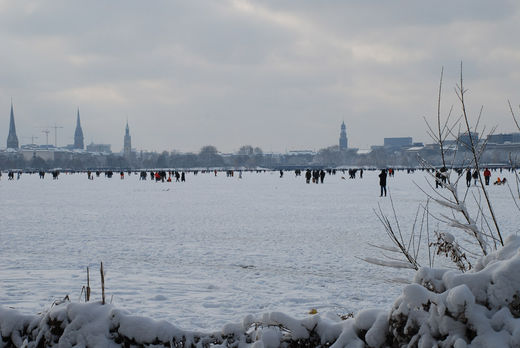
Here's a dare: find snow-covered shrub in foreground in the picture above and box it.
[392,235,520,347]
[0,304,362,347]
[3,236,520,347]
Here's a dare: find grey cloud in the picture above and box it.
[1,0,520,152]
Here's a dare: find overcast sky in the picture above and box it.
[1,1,519,153]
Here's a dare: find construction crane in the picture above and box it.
[21,135,39,145]
[52,123,64,147]
[41,129,50,147]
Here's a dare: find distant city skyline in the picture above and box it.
[1,1,519,152]
[6,103,360,153]
[0,101,514,153]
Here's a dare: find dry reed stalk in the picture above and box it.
[100,262,105,305]
[86,267,91,302]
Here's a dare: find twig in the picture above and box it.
[86,267,91,302]
[457,61,501,249]
[100,262,105,305]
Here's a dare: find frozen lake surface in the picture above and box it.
[1,169,518,330]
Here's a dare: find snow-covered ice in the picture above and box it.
[0,169,518,333]
[4,235,520,346]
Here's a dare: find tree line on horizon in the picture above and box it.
[0,142,517,171]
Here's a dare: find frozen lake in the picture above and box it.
[0,169,518,330]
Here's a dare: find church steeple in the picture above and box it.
[7,100,19,149]
[74,108,84,149]
[339,121,348,150]
[123,120,132,159]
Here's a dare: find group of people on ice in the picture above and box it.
[465,167,508,187]
[135,170,186,182]
[304,169,326,184]
[430,167,509,188]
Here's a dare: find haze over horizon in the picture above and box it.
[1,1,519,153]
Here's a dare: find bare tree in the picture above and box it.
[369,64,507,272]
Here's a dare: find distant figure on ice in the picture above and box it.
[440,166,448,184]
[472,169,479,185]
[305,169,311,184]
[313,170,319,184]
[319,170,325,184]
[360,169,363,179]
[435,170,443,189]
[484,168,491,185]
[181,172,186,182]
[494,177,507,185]
[466,168,472,187]
[120,171,124,179]
[280,170,283,178]
[379,169,387,197]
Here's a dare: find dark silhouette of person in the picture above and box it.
[313,170,319,184]
[466,168,472,187]
[440,166,448,184]
[483,168,491,185]
[379,169,387,197]
[472,169,479,185]
[305,169,311,184]
[435,171,443,189]
[319,170,325,183]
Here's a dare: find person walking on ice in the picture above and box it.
[379,169,387,197]
[472,169,479,185]
[484,168,491,185]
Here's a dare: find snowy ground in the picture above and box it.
[0,169,518,331]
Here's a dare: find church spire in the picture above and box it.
[7,100,19,149]
[124,119,132,159]
[74,108,84,149]
[339,121,348,150]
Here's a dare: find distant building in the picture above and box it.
[339,121,348,150]
[384,137,412,148]
[74,109,84,149]
[86,142,111,153]
[287,150,316,156]
[21,149,55,162]
[7,101,19,149]
[487,133,520,144]
[123,121,132,159]
[457,132,479,149]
